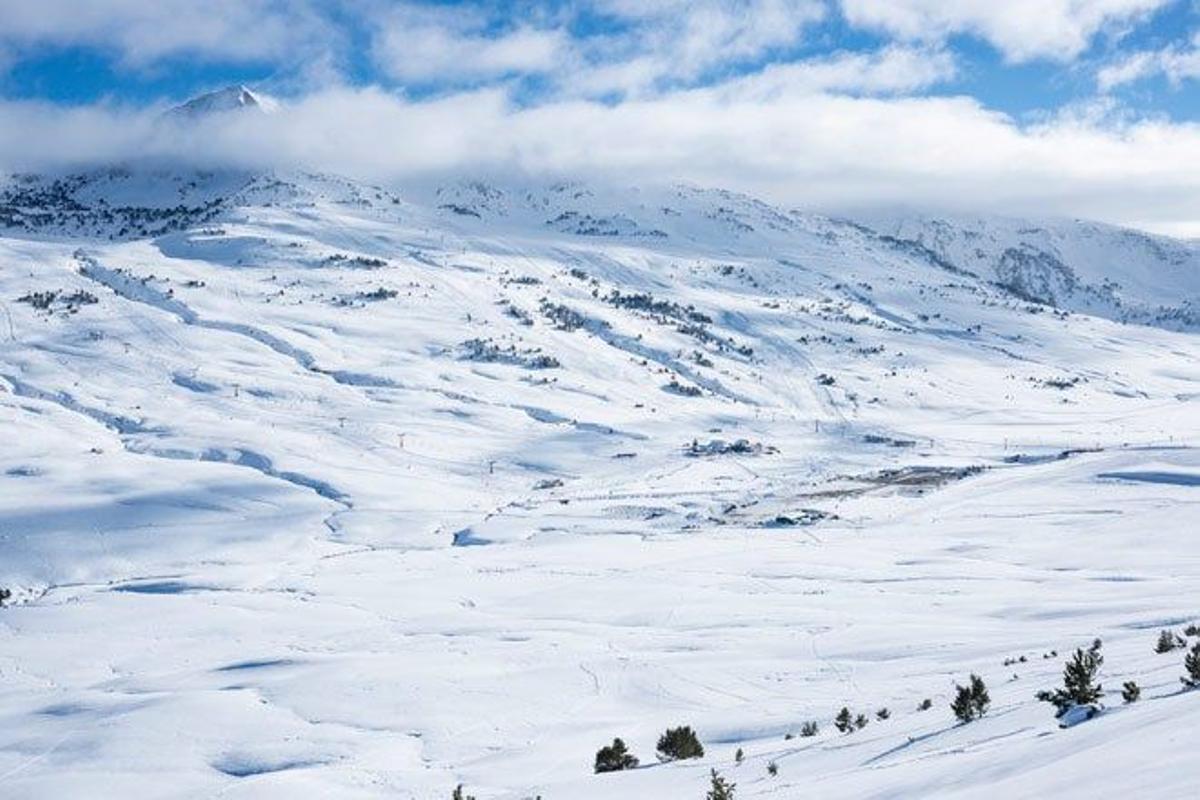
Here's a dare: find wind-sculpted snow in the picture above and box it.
[78,253,321,369]
[0,168,1198,799]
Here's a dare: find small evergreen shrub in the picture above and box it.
[657,726,704,761]
[452,786,475,800]
[0,587,11,607]
[875,708,890,721]
[664,379,703,397]
[951,674,990,723]
[951,685,974,722]
[707,769,735,800]
[800,721,819,737]
[1184,624,1200,637]
[1184,641,1200,688]
[1121,681,1141,703]
[834,707,853,734]
[1037,639,1104,716]
[916,698,932,712]
[853,714,869,730]
[1155,629,1183,653]
[767,762,778,777]
[734,747,744,765]
[594,738,639,773]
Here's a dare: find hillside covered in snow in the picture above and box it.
[0,164,1198,799]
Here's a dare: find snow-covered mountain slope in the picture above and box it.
[864,212,1200,329]
[166,85,275,118]
[0,167,1197,799]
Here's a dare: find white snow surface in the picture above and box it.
[166,85,276,118]
[0,168,1198,798]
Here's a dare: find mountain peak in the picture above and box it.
[168,85,273,118]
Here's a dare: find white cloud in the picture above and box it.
[603,0,827,74]
[560,40,947,102]
[0,0,334,67]
[1097,51,1161,89]
[0,0,827,92]
[363,1,831,99]
[562,0,827,97]
[715,45,957,100]
[840,0,1171,62]
[1098,32,1200,89]
[3,62,1200,236]
[371,6,568,83]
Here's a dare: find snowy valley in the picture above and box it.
[0,164,1198,799]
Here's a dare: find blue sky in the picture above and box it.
[1,1,1199,233]
[1,0,1196,117]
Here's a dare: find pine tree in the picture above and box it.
[853,713,869,730]
[1155,629,1182,653]
[876,707,890,721]
[1121,681,1141,703]
[1183,641,1200,688]
[916,698,932,711]
[951,684,974,722]
[594,737,639,773]
[1037,639,1104,715]
[452,786,475,800]
[734,747,744,765]
[766,761,778,777]
[0,587,10,607]
[951,674,989,723]
[657,726,704,761]
[834,707,853,734]
[1065,640,1104,704]
[800,721,819,737]
[968,674,990,717]
[707,769,736,800]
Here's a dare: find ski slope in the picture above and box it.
[0,168,1198,798]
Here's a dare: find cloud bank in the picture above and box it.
[1,2,1199,236]
[3,67,1200,236]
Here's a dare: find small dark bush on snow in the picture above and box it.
[1155,629,1183,653]
[1037,639,1104,716]
[951,674,990,723]
[594,737,639,773]
[1184,642,1200,688]
[657,726,704,761]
